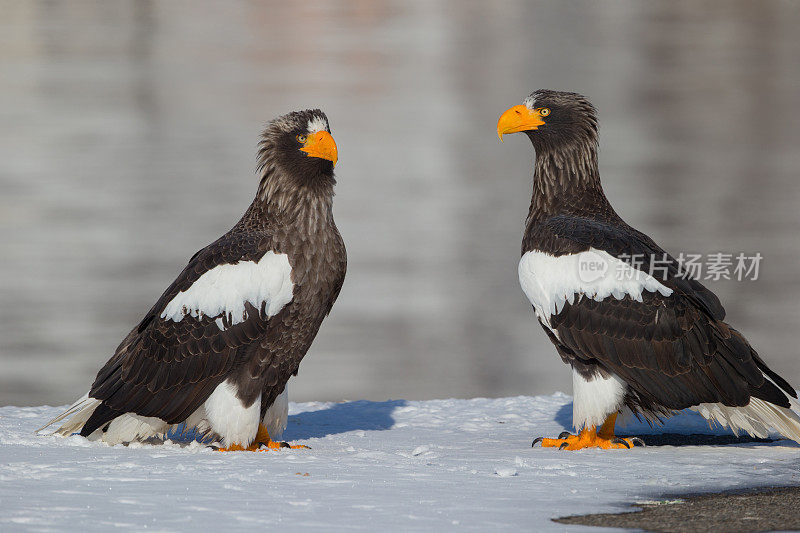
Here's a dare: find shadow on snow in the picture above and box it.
[164,399,407,444]
[283,399,407,440]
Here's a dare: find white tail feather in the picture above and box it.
[692,386,800,444]
[37,392,167,444]
[36,392,101,437]
[102,414,168,445]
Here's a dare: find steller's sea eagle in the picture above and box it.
[40,109,346,451]
[497,90,800,449]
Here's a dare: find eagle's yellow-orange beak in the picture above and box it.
[300,130,338,166]
[497,105,545,141]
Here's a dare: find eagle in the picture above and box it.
[497,90,800,450]
[40,109,347,451]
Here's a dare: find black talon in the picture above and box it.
[612,437,631,449]
[631,437,646,447]
[532,437,544,447]
[559,442,569,450]
[280,441,291,448]
[558,431,573,439]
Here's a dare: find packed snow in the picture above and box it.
[2,394,800,531]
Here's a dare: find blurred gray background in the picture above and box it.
[2,0,799,407]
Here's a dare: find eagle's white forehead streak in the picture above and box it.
[160,251,294,328]
[523,95,536,110]
[306,116,328,134]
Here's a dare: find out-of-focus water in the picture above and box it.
[1,1,799,406]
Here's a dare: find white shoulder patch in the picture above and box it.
[306,116,328,134]
[161,251,294,329]
[518,248,672,322]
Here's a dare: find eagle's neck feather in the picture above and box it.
[243,164,334,234]
[526,139,618,226]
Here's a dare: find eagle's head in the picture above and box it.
[497,90,598,151]
[257,109,338,186]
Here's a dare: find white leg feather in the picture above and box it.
[572,369,627,430]
[263,387,289,441]
[203,380,261,447]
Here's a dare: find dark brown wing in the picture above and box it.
[85,232,283,431]
[550,293,792,412]
[531,216,795,412]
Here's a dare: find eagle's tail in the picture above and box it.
[37,392,168,445]
[36,392,101,437]
[692,380,800,444]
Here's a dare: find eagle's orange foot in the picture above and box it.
[214,424,310,452]
[532,430,644,450]
[532,414,645,450]
[259,440,310,450]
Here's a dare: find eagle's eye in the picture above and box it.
[539,108,550,117]
[296,134,308,143]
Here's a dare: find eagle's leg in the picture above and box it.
[252,424,310,450]
[215,424,309,452]
[532,413,644,450]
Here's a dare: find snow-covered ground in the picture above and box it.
[2,394,800,532]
